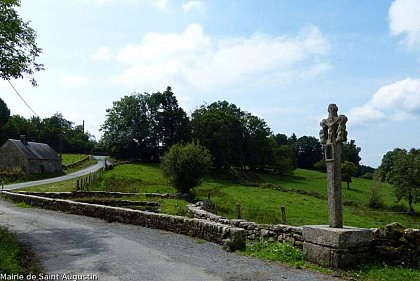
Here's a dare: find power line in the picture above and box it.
[7,80,40,118]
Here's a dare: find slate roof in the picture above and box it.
[8,139,60,161]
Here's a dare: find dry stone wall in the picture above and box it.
[3,190,419,267]
[0,191,246,251]
[188,203,304,248]
[372,222,420,267]
[190,203,420,268]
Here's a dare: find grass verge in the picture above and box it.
[0,227,42,275]
[242,241,420,281]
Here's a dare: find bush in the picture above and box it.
[161,143,212,194]
[368,183,385,209]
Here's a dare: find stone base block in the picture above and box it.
[303,225,373,268]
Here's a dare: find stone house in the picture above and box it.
[0,136,62,174]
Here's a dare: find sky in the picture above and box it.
[1,0,420,168]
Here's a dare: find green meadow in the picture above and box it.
[17,163,420,229]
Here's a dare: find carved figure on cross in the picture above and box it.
[319,104,348,145]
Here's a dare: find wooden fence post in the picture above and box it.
[281,206,287,225]
[76,179,79,191]
[236,203,241,219]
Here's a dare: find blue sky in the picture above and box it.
[1,0,420,167]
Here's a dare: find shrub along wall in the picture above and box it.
[0,191,246,251]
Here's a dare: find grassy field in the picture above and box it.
[12,162,420,280]
[194,168,420,228]
[16,163,420,229]
[61,154,88,166]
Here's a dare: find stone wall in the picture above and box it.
[188,203,303,248]
[372,222,420,267]
[3,190,419,267]
[0,191,246,251]
[13,191,138,199]
[0,141,26,172]
[190,203,420,268]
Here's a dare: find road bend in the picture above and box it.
[3,156,107,190]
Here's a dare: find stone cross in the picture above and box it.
[319,104,347,228]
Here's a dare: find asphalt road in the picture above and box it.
[1,158,342,280]
[0,199,342,281]
[3,156,107,190]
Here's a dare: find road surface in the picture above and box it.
[0,199,342,281]
[1,157,342,280]
[3,156,107,190]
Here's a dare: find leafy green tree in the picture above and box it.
[313,160,326,172]
[0,98,10,144]
[161,142,212,194]
[0,0,44,85]
[242,113,272,170]
[272,133,289,146]
[294,136,323,169]
[148,87,191,152]
[386,149,420,213]
[101,93,152,159]
[101,88,189,160]
[0,98,10,126]
[376,148,406,182]
[272,145,296,175]
[3,113,95,154]
[341,161,358,189]
[191,100,273,171]
[341,140,361,166]
[191,101,244,170]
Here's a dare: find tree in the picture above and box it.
[191,101,244,170]
[2,113,95,154]
[242,113,272,170]
[0,98,10,144]
[341,161,358,189]
[100,88,189,160]
[342,139,362,176]
[376,148,406,182]
[191,100,273,171]
[272,145,296,175]
[386,149,420,213]
[161,142,212,194]
[148,87,191,152]
[0,0,44,85]
[101,93,153,159]
[294,136,323,169]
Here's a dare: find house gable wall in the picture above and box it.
[0,141,28,172]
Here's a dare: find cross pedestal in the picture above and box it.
[302,225,372,268]
[302,104,373,268]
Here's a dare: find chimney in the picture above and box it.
[19,135,28,145]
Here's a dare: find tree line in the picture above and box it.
[99,87,364,175]
[0,99,95,154]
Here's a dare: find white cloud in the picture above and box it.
[91,46,113,61]
[182,0,205,13]
[101,23,330,91]
[389,0,420,50]
[348,77,420,124]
